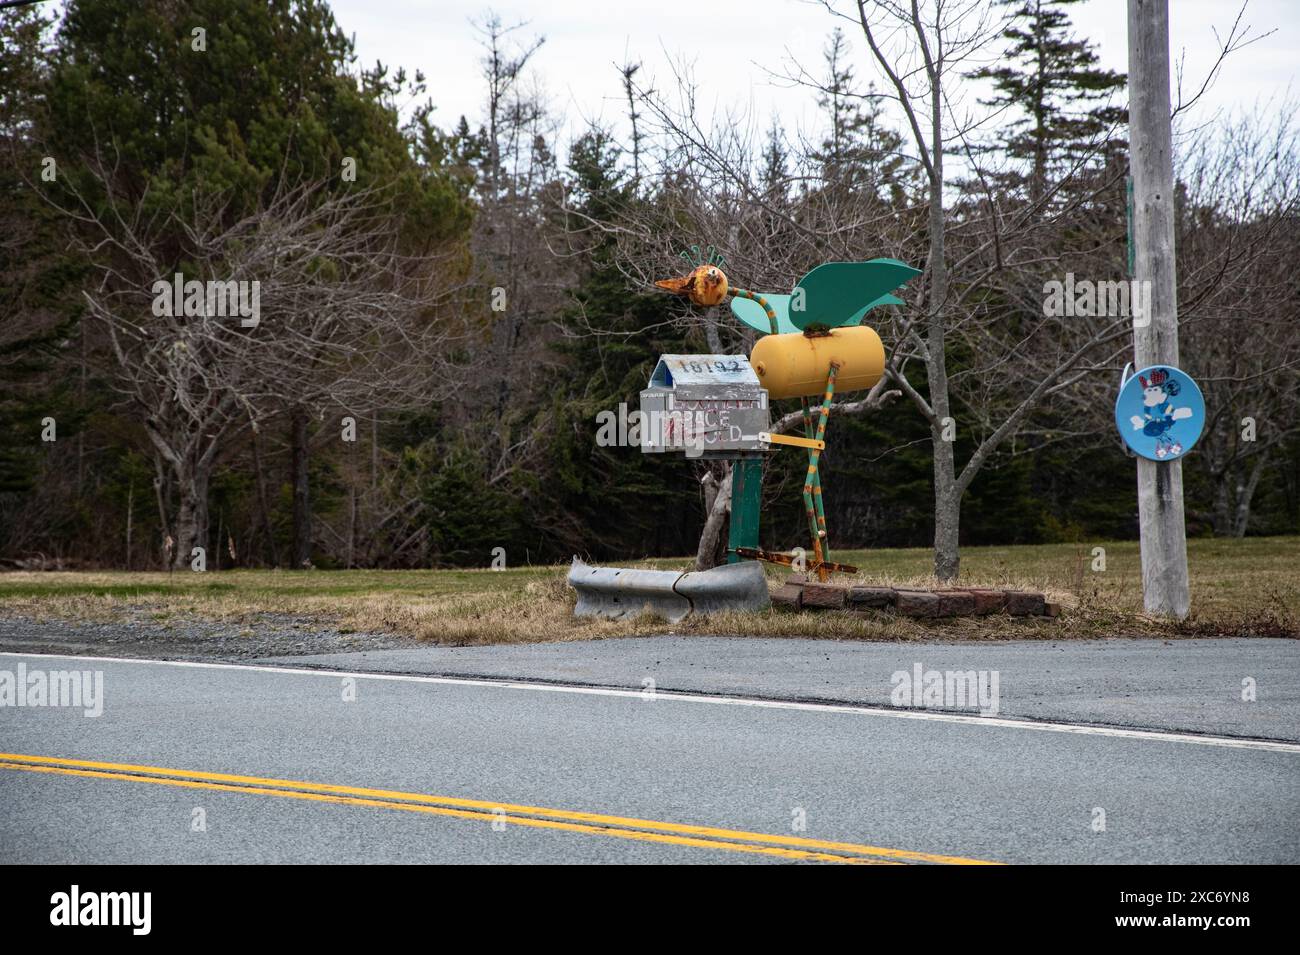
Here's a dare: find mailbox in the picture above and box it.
[639,354,770,458]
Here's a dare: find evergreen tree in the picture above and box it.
[527,129,700,560]
[0,4,58,497]
[810,29,906,203]
[969,0,1126,204]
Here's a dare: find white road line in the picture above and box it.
[3,650,1298,754]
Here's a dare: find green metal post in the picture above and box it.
[727,457,763,563]
[725,286,775,565]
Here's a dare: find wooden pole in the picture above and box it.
[1128,0,1190,618]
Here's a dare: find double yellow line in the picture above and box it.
[0,752,997,864]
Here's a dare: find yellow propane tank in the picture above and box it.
[749,325,885,399]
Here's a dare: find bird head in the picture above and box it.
[655,264,729,307]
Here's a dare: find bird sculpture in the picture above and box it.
[656,246,919,335]
[653,244,921,580]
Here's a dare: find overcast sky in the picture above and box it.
[325,0,1297,152]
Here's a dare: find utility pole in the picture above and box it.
[1128,0,1189,618]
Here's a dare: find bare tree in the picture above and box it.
[1176,104,1300,535]
[206,182,472,567]
[428,14,576,537]
[52,147,468,567]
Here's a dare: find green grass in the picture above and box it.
[0,537,1295,644]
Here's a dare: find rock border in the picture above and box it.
[771,575,1060,618]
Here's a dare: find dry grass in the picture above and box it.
[0,536,1295,644]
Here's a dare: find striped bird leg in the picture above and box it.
[803,363,839,581]
[799,397,826,572]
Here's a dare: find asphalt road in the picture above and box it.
[2,648,1298,863]
[267,636,1300,740]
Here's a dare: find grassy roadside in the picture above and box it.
[0,537,1295,644]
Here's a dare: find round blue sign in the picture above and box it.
[1114,364,1205,461]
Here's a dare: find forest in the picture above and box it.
[1,0,1297,576]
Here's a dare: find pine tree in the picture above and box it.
[530,129,701,560]
[969,0,1126,204]
[811,29,905,202]
[0,5,83,501]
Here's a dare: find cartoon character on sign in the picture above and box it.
[1128,368,1193,458]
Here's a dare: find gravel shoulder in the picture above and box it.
[0,612,423,660]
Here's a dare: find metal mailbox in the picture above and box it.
[639,354,769,458]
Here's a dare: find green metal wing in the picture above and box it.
[730,293,798,335]
[789,259,921,331]
[730,288,909,336]
[844,292,906,326]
